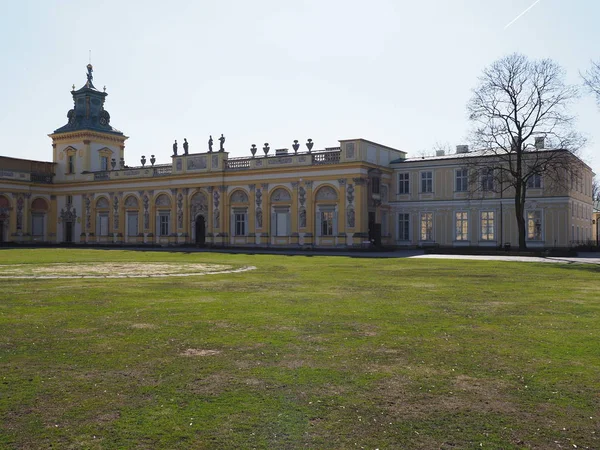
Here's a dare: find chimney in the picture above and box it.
[535,137,545,150]
[456,145,469,154]
[435,150,445,157]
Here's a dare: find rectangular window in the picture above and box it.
[455,168,468,192]
[480,211,495,241]
[32,214,44,236]
[527,210,542,240]
[98,214,109,236]
[234,212,246,236]
[420,212,433,241]
[420,171,433,193]
[66,195,73,205]
[159,213,170,236]
[321,211,334,236]
[68,155,75,174]
[274,211,288,236]
[398,213,410,241]
[398,173,409,194]
[371,177,380,195]
[527,173,542,189]
[127,212,138,236]
[101,156,108,171]
[480,169,494,191]
[455,212,469,241]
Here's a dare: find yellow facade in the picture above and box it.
[0,67,595,250]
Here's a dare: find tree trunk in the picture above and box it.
[515,182,527,250]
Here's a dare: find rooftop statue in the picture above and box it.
[173,140,178,156]
[208,135,213,153]
[219,134,225,152]
[183,138,189,155]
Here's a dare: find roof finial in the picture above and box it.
[89,49,92,65]
[86,63,93,86]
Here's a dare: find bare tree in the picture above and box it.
[467,53,584,250]
[582,60,600,105]
[593,176,600,202]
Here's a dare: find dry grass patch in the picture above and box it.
[180,348,221,357]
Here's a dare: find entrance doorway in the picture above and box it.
[195,216,206,246]
[368,211,381,248]
[64,221,73,243]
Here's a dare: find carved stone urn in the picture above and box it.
[141,155,146,167]
[150,155,156,166]
[292,140,300,154]
[306,138,314,153]
[111,158,116,170]
[263,143,270,156]
[250,144,257,157]
[120,157,125,168]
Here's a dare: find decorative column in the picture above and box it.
[337,179,347,247]
[260,183,269,246]
[211,186,223,246]
[13,193,25,243]
[206,187,214,246]
[248,184,256,244]
[219,185,228,246]
[170,189,178,246]
[291,181,299,246]
[144,190,153,244]
[353,177,368,247]
[345,182,356,247]
[304,181,314,247]
[49,195,57,243]
[111,192,123,244]
[254,185,264,245]
[180,188,189,244]
[83,194,93,243]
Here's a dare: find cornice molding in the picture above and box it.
[49,130,129,144]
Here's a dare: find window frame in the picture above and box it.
[127,212,139,237]
[480,211,495,241]
[527,173,542,189]
[67,155,75,174]
[159,213,170,237]
[480,169,494,192]
[420,171,433,193]
[397,212,410,241]
[454,211,469,241]
[234,211,247,236]
[321,210,334,236]
[97,213,109,236]
[526,210,543,241]
[419,212,434,241]
[455,168,468,192]
[397,172,410,195]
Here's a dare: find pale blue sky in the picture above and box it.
[0,0,598,174]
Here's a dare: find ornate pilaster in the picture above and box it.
[248,184,256,234]
[291,181,299,243]
[304,181,314,245]
[352,177,369,240]
[338,178,347,235]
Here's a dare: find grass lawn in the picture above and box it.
[0,249,598,449]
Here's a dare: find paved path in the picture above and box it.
[410,253,600,265]
[138,247,600,265]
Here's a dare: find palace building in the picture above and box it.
[0,65,595,248]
